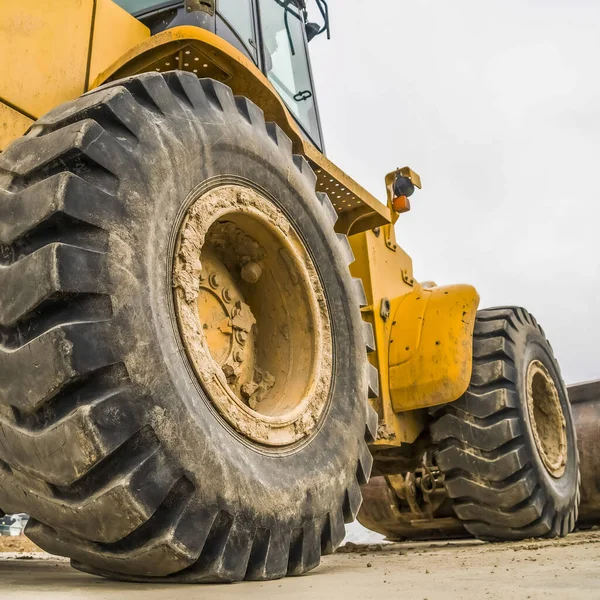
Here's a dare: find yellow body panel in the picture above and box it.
[349,230,427,445]
[88,0,150,88]
[0,103,33,152]
[0,0,94,119]
[0,0,148,150]
[388,284,480,412]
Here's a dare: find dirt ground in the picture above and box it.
[0,536,41,553]
[1,531,599,599]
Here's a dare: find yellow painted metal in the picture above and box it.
[0,103,33,152]
[349,230,427,446]
[400,167,422,191]
[91,25,391,234]
[0,0,94,119]
[388,284,480,412]
[0,1,481,454]
[88,0,150,89]
[0,4,390,233]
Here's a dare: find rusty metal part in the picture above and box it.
[358,475,465,541]
[386,452,449,520]
[369,435,431,476]
[527,360,568,478]
[380,298,391,322]
[359,452,465,541]
[173,184,332,447]
[569,380,600,527]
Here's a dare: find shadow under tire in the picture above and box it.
[0,71,377,582]
[430,307,580,541]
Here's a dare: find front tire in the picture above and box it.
[431,307,580,540]
[0,72,377,581]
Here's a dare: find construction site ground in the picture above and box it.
[1,530,599,599]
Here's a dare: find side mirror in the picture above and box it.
[305,22,321,42]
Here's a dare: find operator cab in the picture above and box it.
[114,0,329,151]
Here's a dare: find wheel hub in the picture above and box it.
[196,248,260,403]
[526,360,568,478]
[173,184,333,447]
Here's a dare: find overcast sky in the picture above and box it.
[309,0,600,385]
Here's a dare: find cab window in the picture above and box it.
[258,0,322,147]
[218,0,258,62]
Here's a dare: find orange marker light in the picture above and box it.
[392,195,411,214]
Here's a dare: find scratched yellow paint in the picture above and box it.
[388,283,480,412]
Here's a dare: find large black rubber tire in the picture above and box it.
[0,72,378,582]
[430,307,580,541]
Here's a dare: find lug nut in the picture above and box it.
[235,330,248,344]
[241,261,262,284]
[222,287,233,303]
[234,350,244,363]
[209,273,220,288]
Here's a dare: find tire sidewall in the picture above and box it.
[105,82,367,528]
[517,326,578,512]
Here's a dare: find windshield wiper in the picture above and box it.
[314,0,330,40]
[273,0,330,56]
[273,0,302,56]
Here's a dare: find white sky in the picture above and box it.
[309,0,600,385]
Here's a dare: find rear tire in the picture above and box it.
[430,307,580,540]
[0,72,377,581]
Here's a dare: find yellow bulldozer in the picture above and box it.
[0,0,592,583]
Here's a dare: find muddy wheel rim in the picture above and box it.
[526,359,568,478]
[173,184,333,447]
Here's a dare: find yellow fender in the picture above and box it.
[388,284,480,412]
